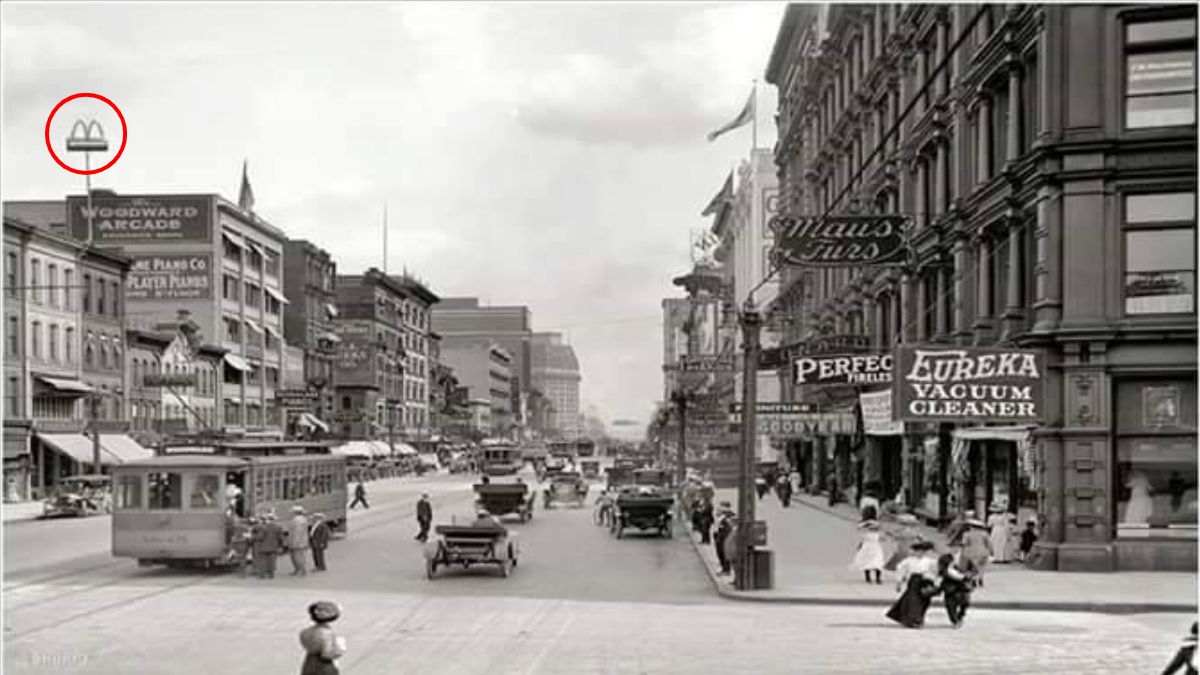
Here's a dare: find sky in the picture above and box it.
[2,2,783,437]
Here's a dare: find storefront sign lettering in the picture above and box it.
[894,346,1044,423]
[127,254,212,300]
[769,214,908,267]
[795,353,892,385]
[68,195,212,243]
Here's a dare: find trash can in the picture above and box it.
[750,547,774,590]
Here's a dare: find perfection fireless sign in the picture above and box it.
[68,194,212,243]
[892,346,1045,423]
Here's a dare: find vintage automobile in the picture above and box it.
[611,486,674,539]
[42,474,112,518]
[605,464,634,491]
[424,523,519,579]
[580,460,601,480]
[474,482,535,522]
[543,471,588,509]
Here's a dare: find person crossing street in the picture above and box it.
[415,493,433,542]
[349,481,369,510]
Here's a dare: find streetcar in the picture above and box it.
[110,440,347,568]
[480,440,522,476]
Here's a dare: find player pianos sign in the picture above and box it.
[769,214,908,267]
[893,346,1045,423]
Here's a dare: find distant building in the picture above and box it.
[282,239,337,428]
[437,339,514,437]
[530,332,581,439]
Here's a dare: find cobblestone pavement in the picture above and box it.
[3,469,1189,674]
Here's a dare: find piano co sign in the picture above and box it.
[769,214,908,267]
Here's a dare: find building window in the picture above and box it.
[342,396,351,410]
[84,341,94,367]
[48,324,58,362]
[1124,191,1196,314]
[30,259,40,303]
[224,317,241,342]
[6,375,19,418]
[30,321,41,359]
[7,316,17,356]
[224,237,242,263]
[110,280,120,317]
[82,273,91,313]
[97,277,106,315]
[47,264,58,308]
[5,252,16,298]
[223,274,239,301]
[63,268,73,310]
[1125,13,1197,129]
[991,87,1008,176]
[244,282,259,308]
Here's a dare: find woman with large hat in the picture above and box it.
[986,502,1013,564]
[885,540,940,628]
[299,601,347,675]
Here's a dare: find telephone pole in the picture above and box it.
[735,301,762,591]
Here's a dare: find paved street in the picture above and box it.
[3,468,1191,674]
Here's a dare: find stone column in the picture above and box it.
[916,271,930,342]
[1033,184,1064,331]
[934,139,948,219]
[888,285,901,345]
[914,157,927,229]
[874,6,884,60]
[1002,219,1026,338]
[915,48,927,117]
[952,99,968,207]
[900,274,917,343]
[976,96,991,186]
[936,265,951,340]
[872,294,885,350]
[952,234,975,345]
[937,13,950,100]
[973,237,994,341]
[1006,59,1023,166]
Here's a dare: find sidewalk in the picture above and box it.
[689,488,1197,614]
[2,501,45,523]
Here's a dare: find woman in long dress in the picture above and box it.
[1122,471,1154,525]
[885,540,939,628]
[299,601,347,675]
[987,505,1011,564]
[851,520,886,584]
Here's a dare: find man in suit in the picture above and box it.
[308,513,331,572]
[415,493,433,542]
[253,512,286,578]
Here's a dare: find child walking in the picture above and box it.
[936,552,976,628]
[852,519,886,584]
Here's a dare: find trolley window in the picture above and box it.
[189,474,220,509]
[115,474,143,510]
[147,472,182,510]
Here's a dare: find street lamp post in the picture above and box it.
[670,389,689,486]
[735,301,762,591]
[65,120,109,246]
[89,393,103,471]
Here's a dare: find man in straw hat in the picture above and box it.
[287,505,310,576]
[299,601,347,674]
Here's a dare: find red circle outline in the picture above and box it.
[44,93,127,176]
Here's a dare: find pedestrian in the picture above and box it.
[348,481,369,510]
[960,516,993,586]
[713,503,735,575]
[1161,621,1198,675]
[852,519,886,584]
[1017,518,1039,562]
[229,516,254,577]
[859,483,881,522]
[415,493,433,542]
[287,505,310,576]
[309,513,331,572]
[776,474,792,508]
[253,512,285,579]
[885,540,939,628]
[697,498,714,544]
[935,552,976,629]
[754,476,769,500]
[987,503,1012,564]
[944,509,974,548]
[299,600,347,675]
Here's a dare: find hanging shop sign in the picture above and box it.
[669,355,737,373]
[729,402,817,414]
[892,346,1045,423]
[859,390,904,435]
[802,334,870,355]
[769,214,908,267]
[794,352,892,386]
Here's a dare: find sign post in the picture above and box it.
[735,302,761,591]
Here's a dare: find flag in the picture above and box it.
[238,160,255,211]
[701,171,733,216]
[706,89,755,142]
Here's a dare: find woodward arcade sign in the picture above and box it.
[795,353,892,386]
[893,346,1045,423]
[68,194,212,243]
[769,214,908,267]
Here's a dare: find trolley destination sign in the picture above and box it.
[893,346,1045,423]
[769,214,908,267]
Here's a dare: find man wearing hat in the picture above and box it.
[308,513,331,572]
[287,505,311,576]
[415,493,433,542]
[253,511,286,579]
[713,503,735,575]
[299,601,347,674]
[473,508,501,529]
[960,515,993,586]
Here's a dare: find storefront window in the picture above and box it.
[1125,15,1197,128]
[1124,191,1196,315]
[1116,378,1197,539]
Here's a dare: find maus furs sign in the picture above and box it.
[769,214,907,267]
[893,346,1044,423]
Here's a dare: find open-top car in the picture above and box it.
[474,482,535,522]
[543,470,588,509]
[424,522,519,579]
[611,485,674,539]
[41,474,111,518]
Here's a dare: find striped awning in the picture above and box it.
[36,433,120,466]
[99,435,154,463]
[263,323,282,340]
[243,318,263,335]
[36,376,95,394]
[222,230,245,248]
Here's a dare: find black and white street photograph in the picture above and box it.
[1,3,1197,674]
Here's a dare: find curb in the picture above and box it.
[684,520,1197,615]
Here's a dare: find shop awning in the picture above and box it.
[36,433,120,466]
[951,426,1036,483]
[296,413,329,433]
[263,323,282,340]
[265,287,290,305]
[325,304,339,319]
[36,376,95,394]
[224,354,252,372]
[951,426,1035,443]
[393,442,419,457]
[368,440,393,458]
[243,318,263,335]
[222,230,245,248]
[99,434,154,463]
[330,441,377,459]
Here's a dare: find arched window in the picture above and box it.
[84,342,95,368]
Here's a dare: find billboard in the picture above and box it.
[892,346,1045,423]
[68,194,212,243]
[794,353,892,385]
[127,254,212,300]
[334,320,375,387]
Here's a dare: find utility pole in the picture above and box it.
[89,393,103,472]
[735,300,762,591]
[672,389,688,486]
